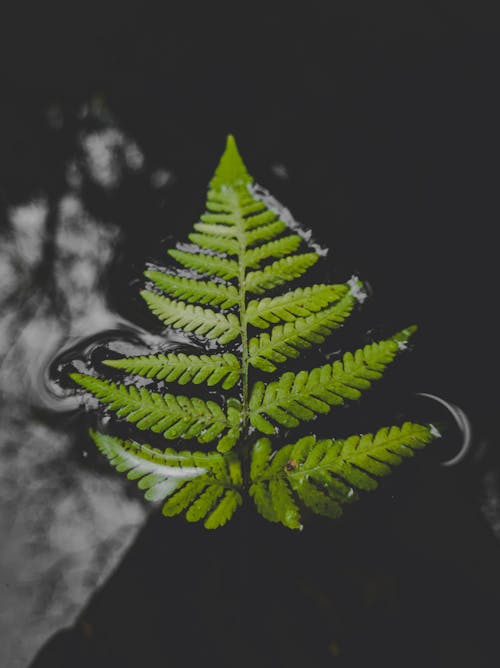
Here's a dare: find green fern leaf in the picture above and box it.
[198,198,281,235]
[250,422,436,528]
[70,373,238,445]
[192,222,239,237]
[269,478,302,529]
[249,329,415,434]
[247,283,349,328]
[245,253,319,294]
[204,195,265,218]
[104,352,240,389]
[163,464,243,528]
[198,211,238,224]
[244,234,302,267]
[90,431,242,528]
[193,211,287,247]
[90,430,207,500]
[188,232,240,255]
[203,193,267,223]
[144,271,239,308]
[69,135,437,530]
[168,249,239,280]
[141,291,240,343]
[248,290,356,372]
[245,219,286,242]
[203,490,242,529]
[185,486,226,521]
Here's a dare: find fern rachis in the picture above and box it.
[70,135,438,529]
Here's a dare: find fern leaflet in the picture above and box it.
[248,290,357,372]
[244,234,302,267]
[141,290,240,343]
[145,271,239,308]
[245,219,286,241]
[91,431,242,528]
[249,329,414,434]
[245,253,319,294]
[246,283,349,328]
[188,232,240,255]
[104,352,240,389]
[167,249,239,280]
[249,422,435,529]
[71,373,240,448]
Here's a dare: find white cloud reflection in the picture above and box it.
[0,105,165,668]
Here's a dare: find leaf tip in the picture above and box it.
[226,133,236,150]
[88,428,101,445]
[210,134,253,190]
[393,324,418,347]
[102,358,119,368]
[140,289,153,302]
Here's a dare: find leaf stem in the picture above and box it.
[232,190,250,437]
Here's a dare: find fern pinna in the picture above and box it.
[71,136,438,530]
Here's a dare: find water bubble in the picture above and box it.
[270,163,288,180]
[429,424,442,438]
[347,275,367,304]
[151,169,172,189]
[248,182,328,256]
[415,392,473,467]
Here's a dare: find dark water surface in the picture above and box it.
[1,6,500,667]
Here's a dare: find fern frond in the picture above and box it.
[70,136,435,530]
[249,328,416,434]
[104,352,241,389]
[168,249,239,280]
[249,422,435,528]
[246,283,349,328]
[144,271,239,308]
[90,431,243,528]
[245,253,319,294]
[244,234,302,267]
[70,373,238,444]
[141,291,240,344]
[248,291,356,372]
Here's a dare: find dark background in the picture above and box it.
[1,3,499,667]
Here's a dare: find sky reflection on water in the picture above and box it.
[0,101,164,668]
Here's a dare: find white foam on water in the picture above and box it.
[248,182,329,256]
